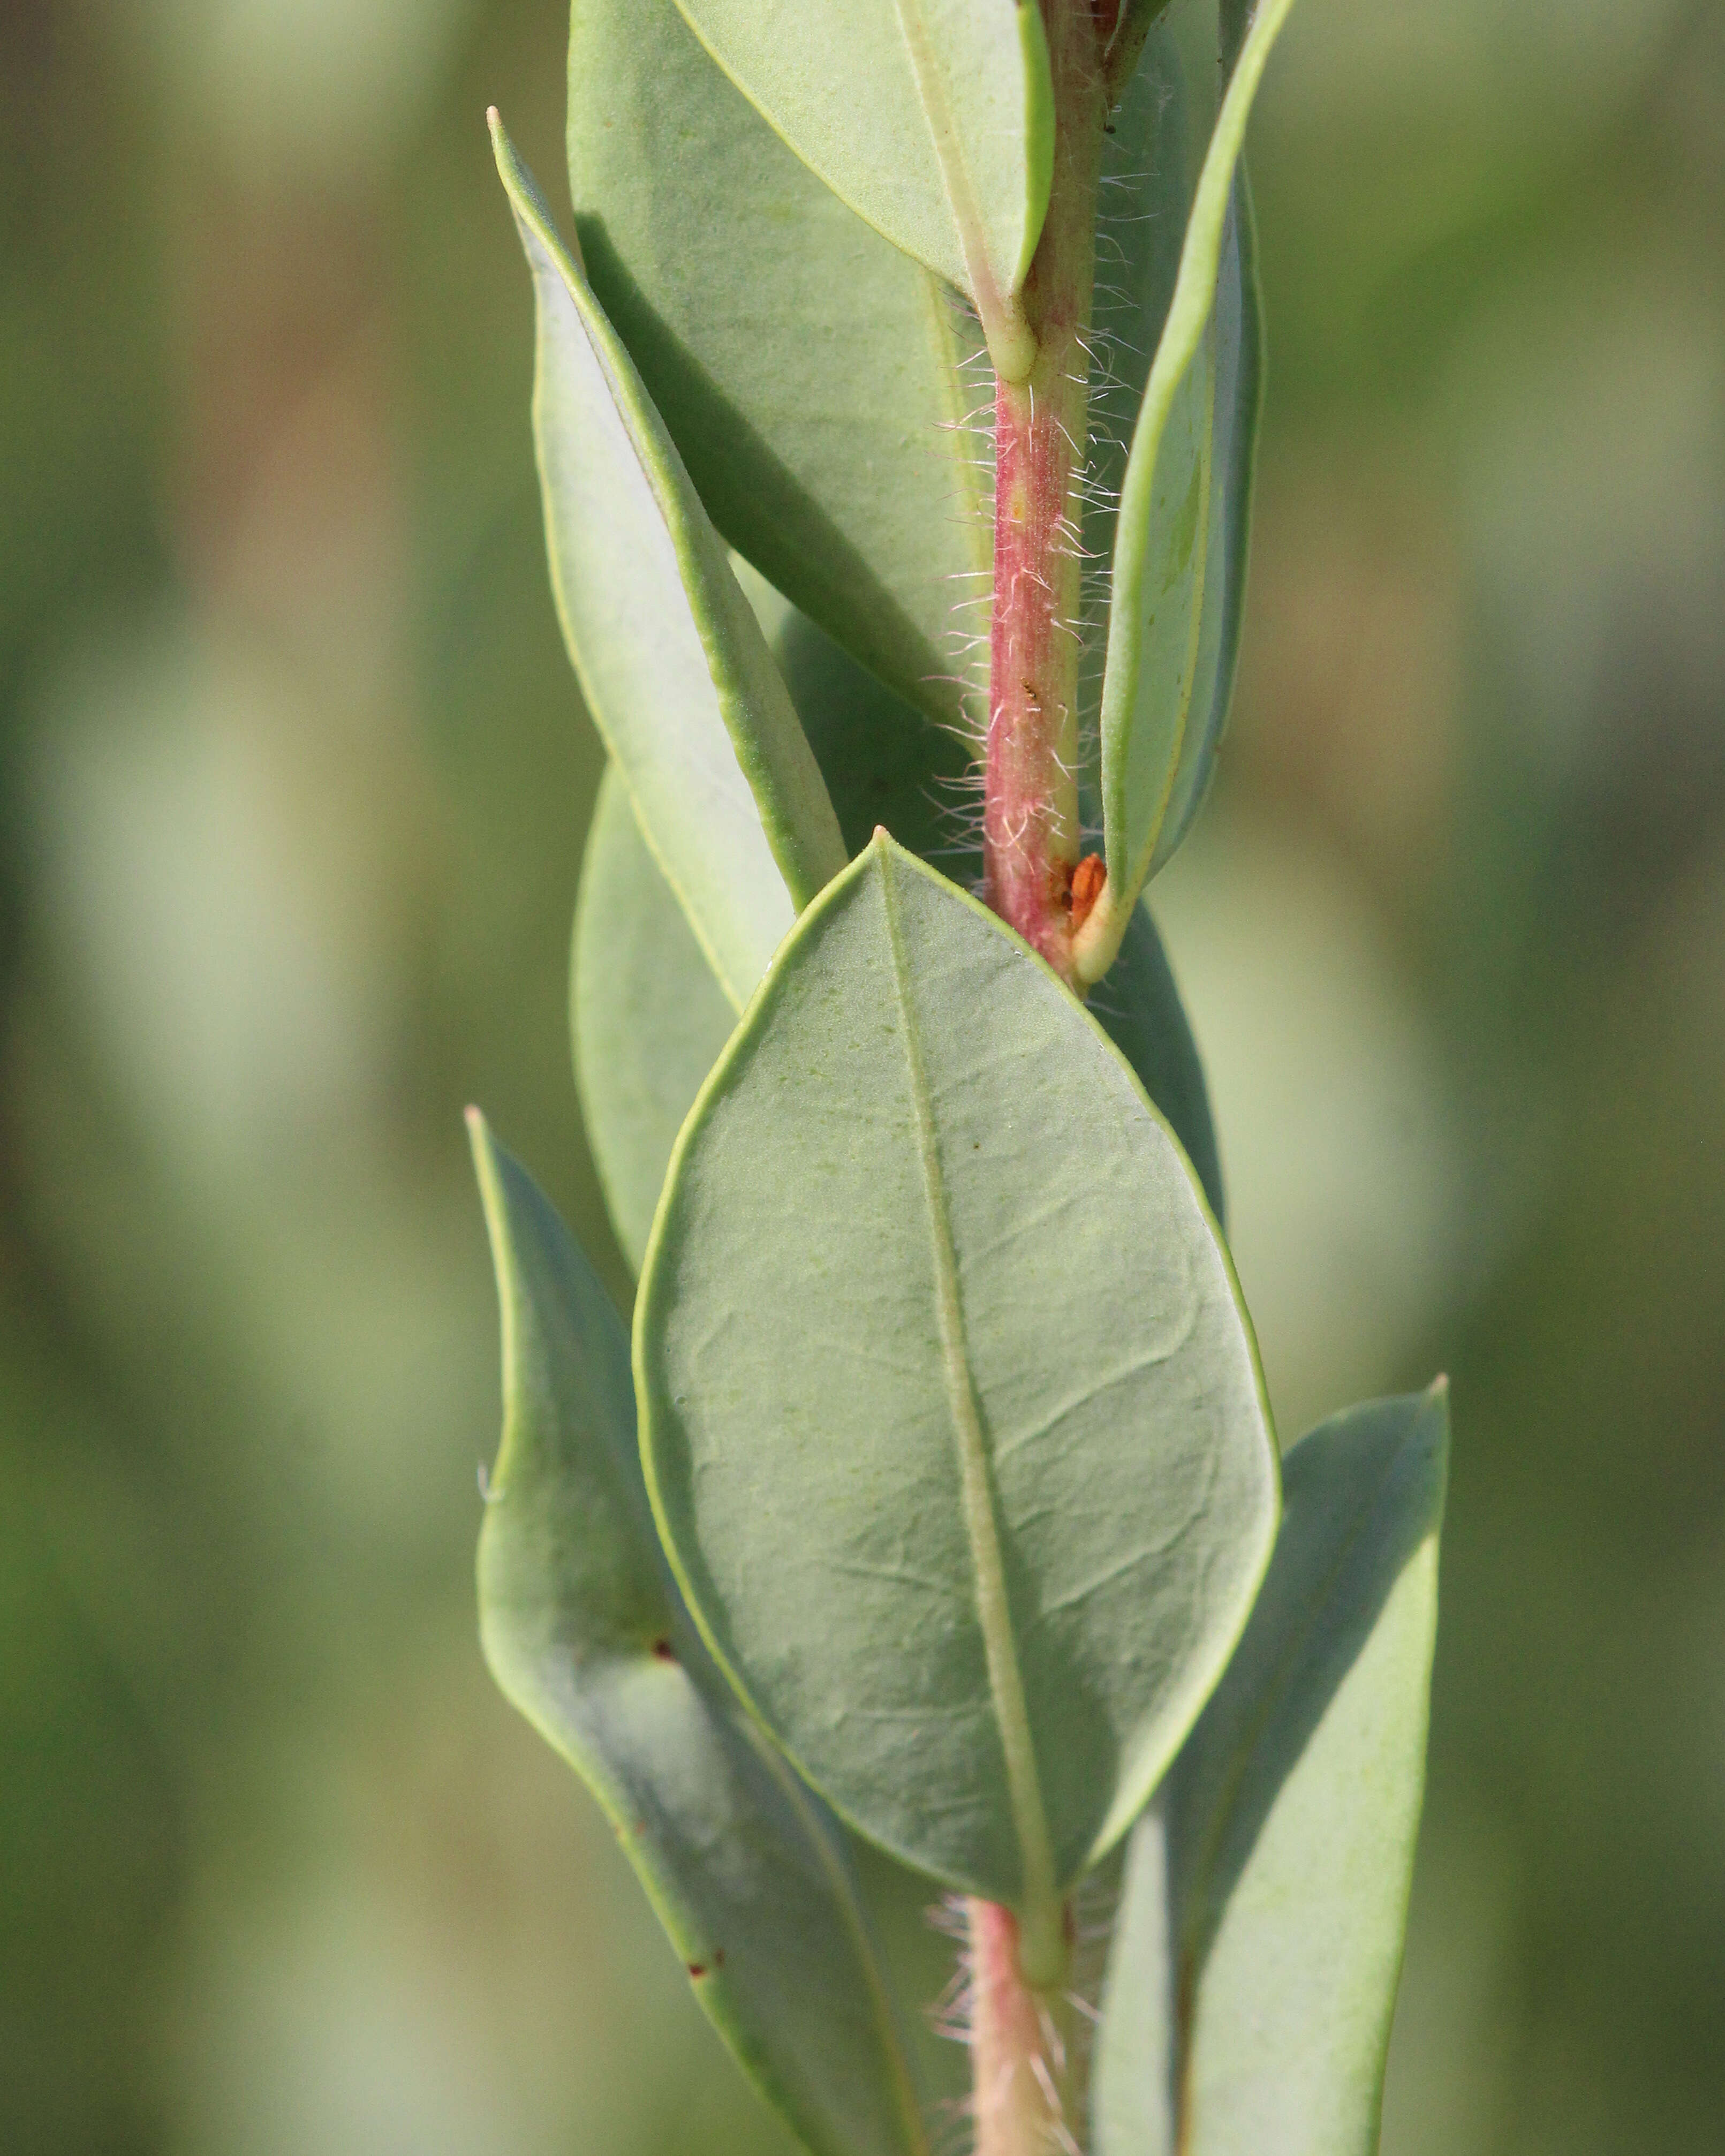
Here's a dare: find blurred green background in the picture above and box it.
[3,2,1723,2150]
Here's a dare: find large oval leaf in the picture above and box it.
[635,835,1277,1965]
[470,1113,932,2156]
[672,0,1055,372]
[1092,1386,1449,2155]
[1078,0,1294,984]
[568,0,994,733]
[491,114,844,1007]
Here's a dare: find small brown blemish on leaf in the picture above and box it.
[686,1962,707,1980]
[1069,854,1106,932]
[650,1637,677,1663]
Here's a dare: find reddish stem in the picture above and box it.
[971,14,1111,2149]
[983,0,1109,979]
[971,1897,1076,2156]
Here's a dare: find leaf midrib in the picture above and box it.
[877,849,1059,1931]
[892,0,1016,336]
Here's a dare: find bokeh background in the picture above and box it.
[4,1,1723,2150]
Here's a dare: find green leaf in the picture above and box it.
[1079,0,1295,984]
[738,565,981,869]
[490,111,845,1009]
[672,0,1054,376]
[1090,897,1225,1227]
[567,0,994,733]
[1068,24,1259,899]
[572,766,738,1276]
[469,1112,933,2156]
[1144,187,1261,881]
[635,835,1277,1972]
[1083,26,1265,884]
[1085,178,1260,911]
[1092,1386,1449,2156]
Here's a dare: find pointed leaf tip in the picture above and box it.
[1090,1,1293,973]
[671,0,1053,367]
[495,127,843,1002]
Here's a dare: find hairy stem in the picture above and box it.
[972,11,1113,2147]
[983,0,1110,978]
[971,1897,1079,2156]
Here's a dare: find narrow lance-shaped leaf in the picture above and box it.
[490,111,845,1010]
[635,834,1277,1979]
[672,0,1055,377]
[1144,186,1261,879]
[1092,1386,1449,2156]
[1078,0,1297,986]
[1077,31,1262,886]
[469,1112,932,2156]
[567,0,994,734]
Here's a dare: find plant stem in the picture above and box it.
[970,1897,1077,2156]
[973,12,1111,2143]
[983,0,1110,978]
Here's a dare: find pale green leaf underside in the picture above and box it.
[635,836,1277,1923]
[672,0,1054,344]
[1093,1387,1449,2156]
[1147,186,1260,879]
[572,768,739,1275]
[1081,20,1259,858]
[1096,0,1293,934]
[568,0,992,734]
[491,115,844,1009]
[470,1114,930,2156]
[574,760,1225,1276]
[1092,192,1255,891]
